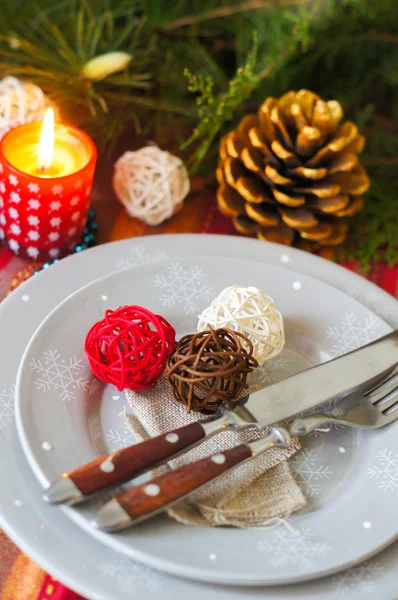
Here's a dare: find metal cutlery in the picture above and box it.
[93,371,398,532]
[43,329,398,505]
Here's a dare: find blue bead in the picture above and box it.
[75,245,83,252]
[53,258,60,263]
[90,222,99,231]
[33,270,39,275]
[88,208,96,218]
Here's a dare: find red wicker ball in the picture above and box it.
[84,305,176,391]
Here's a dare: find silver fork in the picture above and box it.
[93,372,398,532]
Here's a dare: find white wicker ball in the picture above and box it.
[197,285,285,365]
[0,77,55,140]
[113,146,190,226]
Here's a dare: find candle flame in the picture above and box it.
[38,108,54,171]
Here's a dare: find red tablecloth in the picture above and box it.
[0,193,397,599]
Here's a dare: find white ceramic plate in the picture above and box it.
[15,254,397,586]
[0,234,397,600]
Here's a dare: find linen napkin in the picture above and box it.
[124,377,306,528]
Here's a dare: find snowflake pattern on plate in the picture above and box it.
[115,244,168,270]
[105,428,136,450]
[331,561,384,596]
[366,449,397,492]
[0,383,15,430]
[30,349,91,402]
[153,262,213,314]
[326,313,380,357]
[249,357,290,387]
[96,557,162,593]
[291,448,333,497]
[257,526,329,570]
[347,287,393,321]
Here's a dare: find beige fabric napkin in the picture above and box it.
[124,377,306,527]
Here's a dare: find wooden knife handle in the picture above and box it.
[70,422,206,496]
[116,444,253,524]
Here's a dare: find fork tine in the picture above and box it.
[377,388,398,414]
[367,372,398,404]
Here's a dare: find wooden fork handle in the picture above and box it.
[113,445,253,527]
[69,421,207,497]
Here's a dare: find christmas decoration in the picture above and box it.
[85,306,176,391]
[198,285,284,365]
[216,89,370,249]
[0,1,396,268]
[0,77,55,140]
[113,147,190,226]
[0,112,97,261]
[82,52,132,81]
[167,327,258,414]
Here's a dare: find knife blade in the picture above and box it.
[43,329,398,505]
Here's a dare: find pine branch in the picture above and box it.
[182,34,258,172]
[161,0,311,30]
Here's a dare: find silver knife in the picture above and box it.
[43,329,398,505]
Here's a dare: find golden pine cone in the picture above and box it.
[216,89,370,248]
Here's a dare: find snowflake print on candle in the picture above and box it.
[28,230,40,241]
[68,227,77,236]
[48,232,60,242]
[51,184,63,195]
[49,248,60,258]
[8,174,18,185]
[70,195,80,206]
[28,199,40,209]
[0,214,5,226]
[8,207,18,219]
[27,246,39,259]
[50,217,61,227]
[27,215,39,226]
[8,239,19,252]
[10,223,21,235]
[10,191,21,203]
[71,211,80,222]
[28,182,40,193]
[0,196,3,208]
[75,179,83,189]
[49,201,61,211]
[0,182,5,193]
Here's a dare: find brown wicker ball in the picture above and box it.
[167,327,258,414]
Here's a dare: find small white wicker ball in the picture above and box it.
[113,146,190,226]
[197,285,285,365]
[0,77,55,140]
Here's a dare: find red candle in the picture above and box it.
[0,109,97,260]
